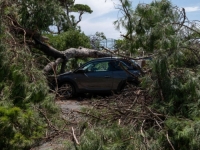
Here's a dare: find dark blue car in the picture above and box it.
[56,57,141,98]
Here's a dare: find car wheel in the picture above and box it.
[58,82,75,99]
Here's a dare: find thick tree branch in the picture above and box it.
[74,11,83,26]
[33,37,65,59]
[63,47,112,59]
[44,58,64,74]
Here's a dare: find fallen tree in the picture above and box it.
[6,16,113,74]
[34,38,113,73]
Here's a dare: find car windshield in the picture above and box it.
[81,61,110,72]
[82,63,94,71]
[121,59,139,70]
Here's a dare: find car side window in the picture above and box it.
[82,63,94,72]
[94,61,109,71]
[82,61,110,72]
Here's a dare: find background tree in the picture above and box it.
[54,0,93,33]
[114,39,133,56]
[46,30,91,51]
[19,0,93,33]
[89,32,107,50]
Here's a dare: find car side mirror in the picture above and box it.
[76,68,85,73]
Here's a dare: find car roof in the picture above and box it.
[90,57,127,61]
[85,57,139,66]
[89,57,140,64]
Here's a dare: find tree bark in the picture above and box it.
[63,47,112,59]
[33,38,65,59]
[43,58,64,74]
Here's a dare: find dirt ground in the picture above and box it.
[32,98,90,150]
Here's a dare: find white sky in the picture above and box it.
[75,0,200,39]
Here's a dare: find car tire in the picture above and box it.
[58,82,75,99]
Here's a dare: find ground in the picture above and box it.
[32,98,88,150]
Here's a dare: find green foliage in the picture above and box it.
[0,15,61,150]
[17,0,93,32]
[46,30,91,50]
[19,0,62,31]
[54,1,93,32]
[0,43,62,149]
[134,0,179,52]
[66,123,144,150]
[0,106,44,149]
[165,118,200,149]
[73,4,93,14]
[114,39,132,55]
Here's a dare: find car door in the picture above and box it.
[111,60,140,89]
[109,60,129,89]
[74,60,113,91]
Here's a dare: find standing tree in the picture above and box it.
[89,32,107,50]
[53,0,93,33]
[19,0,93,33]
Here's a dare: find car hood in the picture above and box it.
[58,71,72,76]
[57,71,73,79]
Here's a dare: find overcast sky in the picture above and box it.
[75,0,200,39]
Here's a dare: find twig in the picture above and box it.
[72,127,80,145]
[145,106,163,122]
[122,136,134,142]
[118,119,121,125]
[140,119,149,150]
[7,16,27,44]
[155,120,162,130]
[73,110,105,120]
[140,120,145,137]
[166,132,175,150]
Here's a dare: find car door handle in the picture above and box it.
[104,76,111,78]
